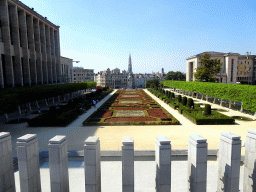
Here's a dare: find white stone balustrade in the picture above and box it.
[217,132,241,192]
[244,129,256,191]
[122,137,134,192]
[188,135,207,192]
[0,131,254,191]
[48,135,69,192]
[0,132,16,192]
[155,136,171,192]
[84,136,101,192]
[16,134,41,192]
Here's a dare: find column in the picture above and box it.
[39,22,48,84]
[26,15,37,85]
[217,132,241,192]
[48,135,69,192]
[54,28,61,83]
[0,0,14,87]
[50,28,56,83]
[122,137,134,192]
[0,55,4,88]
[45,25,52,83]
[33,18,43,85]
[17,134,41,192]
[9,4,23,87]
[155,136,171,192]
[188,135,207,192]
[0,132,15,192]
[243,130,256,191]
[84,136,101,191]
[18,10,31,86]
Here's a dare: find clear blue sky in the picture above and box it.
[22,0,256,74]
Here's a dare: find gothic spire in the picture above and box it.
[128,52,132,73]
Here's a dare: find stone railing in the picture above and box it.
[1,130,256,192]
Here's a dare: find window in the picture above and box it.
[74,78,76,80]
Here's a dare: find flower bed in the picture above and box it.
[83,89,180,126]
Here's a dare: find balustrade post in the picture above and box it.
[17,134,41,192]
[52,97,55,104]
[220,98,223,106]
[36,100,40,109]
[206,95,209,102]
[155,136,171,192]
[243,130,256,191]
[18,105,21,115]
[48,135,69,192]
[58,95,61,103]
[229,100,232,109]
[45,98,48,106]
[196,92,199,99]
[213,97,216,104]
[0,132,16,192]
[122,137,134,192]
[240,102,243,112]
[217,132,241,192]
[188,135,207,192]
[84,136,101,191]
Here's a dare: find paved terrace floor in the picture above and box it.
[0,89,255,156]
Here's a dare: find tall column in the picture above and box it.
[9,4,23,87]
[18,10,31,86]
[39,22,48,84]
[17,134,41,192]
[0,55,4,88]
[48,135,69,192]
[0,0,14,87]
[26,15,37,85]
[45,25,52,83]
[84,136,101,192]
[217,132,241,192]
[243,130,256,191]
[50,28,56,83]
[33,18,43,85]
[0,132,16,192]
[155,136,171,192]
[54,28,61,83]
[122,137,134,192]
[188,135,207,192]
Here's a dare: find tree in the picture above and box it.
[165,71,186,81]
[194,53,222,82]
[145,79,159,88]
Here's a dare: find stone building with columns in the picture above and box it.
[60,56,73,83]
[0,0,61,88]
[186,52,239,84]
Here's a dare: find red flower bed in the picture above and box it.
[112,107,148,110]
[102,110,113,118]
[148,109,168,118]
[105,117,156,122]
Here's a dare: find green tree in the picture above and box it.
[194,53,222,82]
[145,79,159,88]
[165,71,186,81]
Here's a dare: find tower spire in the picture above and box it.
[128,52,132,73]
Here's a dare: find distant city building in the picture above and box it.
[60,56,73,83]
[73,67,94,83]
[186,51,256,84]
[0,0,61,88]
[94,68,127,88]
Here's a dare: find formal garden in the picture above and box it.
[83,89,180,126]
[148,86,236,125]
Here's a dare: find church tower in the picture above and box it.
[127,52,135,89]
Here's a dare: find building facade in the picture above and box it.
[60,56,73,83]
[186,51,256,84]
[73,67,94,83]
[94,68,127,88]
[0,0,61,88]
[186,52,239,84]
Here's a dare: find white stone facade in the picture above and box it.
[60,56,73,83]
[73,67,94,83]
[0,0,61,88]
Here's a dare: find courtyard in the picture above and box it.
[0,89,255,156]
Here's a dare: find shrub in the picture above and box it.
[187,98,194,109]
[204,104,211,115]
[177,95,182,103]
[182,96,187,106]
